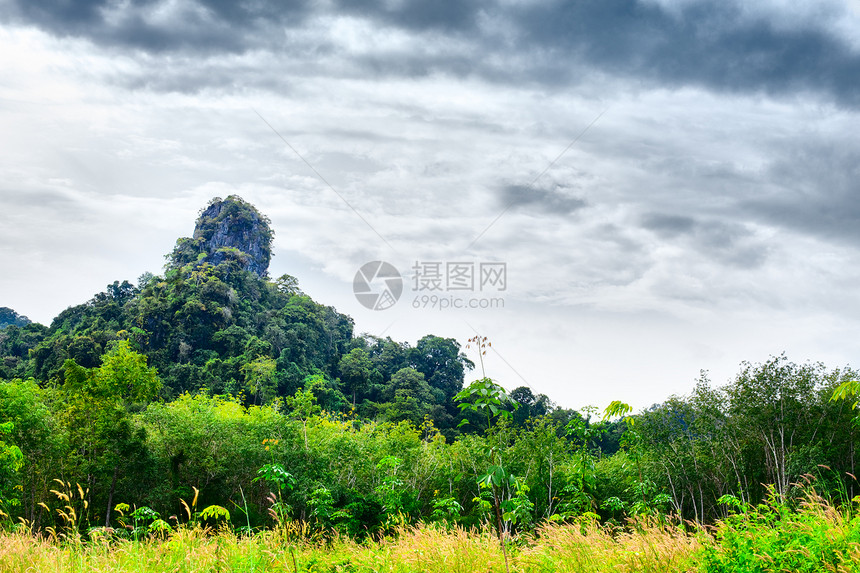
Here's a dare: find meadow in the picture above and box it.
[2,486,859,573]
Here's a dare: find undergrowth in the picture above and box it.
[2,484,860,573]
[699,482,860,572]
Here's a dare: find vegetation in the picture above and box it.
[0,308,30,330]
[1,196,859,570]
[1,492,859,572]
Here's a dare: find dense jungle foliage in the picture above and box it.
[1,196,859,550]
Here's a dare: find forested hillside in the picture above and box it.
[0,308,30,330]
[0,196,488,434]
[1,196,858,540]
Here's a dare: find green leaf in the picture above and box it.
[199,505,230,521]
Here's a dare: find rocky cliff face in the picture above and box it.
[168,196,274,277]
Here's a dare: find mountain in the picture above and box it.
[0,196,471,434]
[168,195,274,277]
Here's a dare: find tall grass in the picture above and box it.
[2,487,860,573]
[0,521,699,573]
[521,517,701,573]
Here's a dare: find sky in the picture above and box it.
[1,0,859,411]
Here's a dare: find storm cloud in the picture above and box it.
[2,0,859,409]
[2,0,859,106]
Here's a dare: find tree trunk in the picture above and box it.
[105,465,119,527]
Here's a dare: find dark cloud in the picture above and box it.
[3,0,859,106]
[2,0,307,53]
[334,0,481,32]
[747,140,860,244]
[508,1,860,106]
[501,184,587,215]
[693,221,767,269]
[642,212,767,269]
[641,213,696,237]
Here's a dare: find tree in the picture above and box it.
[365,336,410,381]
[0,420,24,514]
[726,356,825,501]
[285,380,322,451]
[510,386,553,426]
[275,274,302,296]
[0,308,31,329]
[61,341,161,527]
[304,373,347,413]
[242,356,277,405]
[338,348,376,409]
[0,378,65,525]
[410,336,471,402]
[377,368,436,425]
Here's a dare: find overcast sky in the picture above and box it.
[2,0,859,410]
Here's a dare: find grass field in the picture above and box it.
[0,521,700,573]
[2,492,859,573]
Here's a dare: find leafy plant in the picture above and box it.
[308,486,354,536]
[254,462,295,524]
[199,504,231,524]
[308,486,335,529]
[0,421,23,527]
[701,486,860,572]
[830,379,860,410]
[552,406,606,520]
[600,496,625,517]
[375,456,408,528]
[430,495,464,524]
[254,463,295,493]
[475,461,523,573]
[455,378,517,431]
[455,336,518,432]
[831,378,860,428]
[114,504,170,540]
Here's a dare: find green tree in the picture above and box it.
[61,341,161,527]
[242,356,277,405]
[0,307,30,329]
[0,379,65,525]
[338,348,376,409]
[285,378,323,450]
[726,356,827,501]
[275,274,302,296]
[377,368,435,425]
[509,386,553,426]
[0,420,24,517]
[410,336,471,403]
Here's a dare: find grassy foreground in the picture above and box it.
[2,494,860,573]
[0,521,700,573]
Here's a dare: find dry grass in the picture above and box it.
[344,524,511,573]
[0,520,703,573]
[520,518,702,573]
